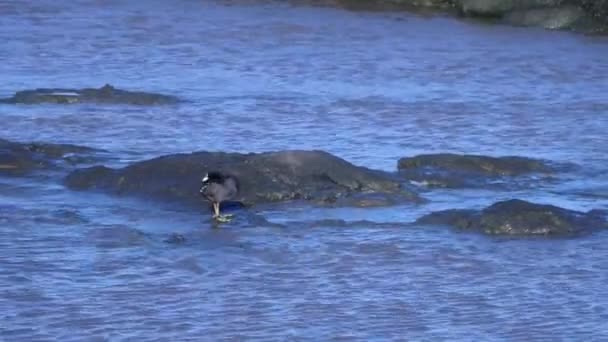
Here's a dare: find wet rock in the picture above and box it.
[456,0,515,16]
[86,225,149,248]
[416,199,607,236]
[330,0,607,33]
[454,0,606,32]
[398,153,553,175]
[397,153,561,188]
[66,150,420,207]
[0,138,102,176]
[0,84,180,105]
[334,0,454,11]
[504,5,586,29]
[164,233,187,244]
[287,218,404,229]
[580,0,608,24]
[330,191,425,207]
[387,0,452,7]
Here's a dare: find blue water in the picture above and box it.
[1,0,608,340]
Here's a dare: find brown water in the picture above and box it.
[1,0,608,340]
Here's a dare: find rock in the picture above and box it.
[334,0,454,10]
[454,0,575,17]
[453,0,605,32]
[416,199,607,236]
[330,191,424,207]
[456,0,515,16]
[0,84,180,105]
[328,0,608,33]
[398,153,553,175]
[580,0,608,24]
[504,6,586,29]
[388,0,452,7]
[397,153,562,188]
[164,233,187,244]
[65,150,420,207]
[0,138,101,176]
[85,225,149,248]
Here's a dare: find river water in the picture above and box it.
[1,0,608,340]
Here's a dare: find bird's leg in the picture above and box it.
[212,202,233,222]
[213,202,220,218]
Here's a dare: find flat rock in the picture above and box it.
[0,138,102,176]
[0,84,180,105]
[65,150,420,207]
[416,199,607,236]
[397,153,564,188]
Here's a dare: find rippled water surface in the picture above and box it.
[1,0,608,340]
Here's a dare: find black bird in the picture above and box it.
[200,171,239,221]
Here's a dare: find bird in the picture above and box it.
[199,171,240,222]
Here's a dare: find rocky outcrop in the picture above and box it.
[0,138,102,176]
[456,0,557,17]
[399,153,552,175]
[333,0,607,32]
[0,84,180,105]
[454,0,600,31]
[580,0,608,22]
[416,199,607,236]
[334,0,453,10]
[397,153,562,188]
[65,150,420,207]
[503,5,586,29]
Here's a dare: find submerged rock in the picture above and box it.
[397,153,562,188]
[0,84,180,105]
[164,233,187,244]
[65,150,420,207]
[416,199,607,236]
[86,225,149,248]
[0,138,101,176]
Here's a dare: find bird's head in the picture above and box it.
[200,174,209,194]
[200,171,223,194]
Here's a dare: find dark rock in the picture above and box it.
[0,138,102,176]
[454,0,606,32]
[286,218,404,228]
[504,5,587,29]
[86,225,149,248]
[397,153,562,189]
[398,153,552,175]
[66,150,420,207]
[0,84,180,105]
[330,191,425,207]
[580,0,608,24]
[326,0,607,33]
[164,233,187,244]
[416,199,607,236]
[333,0,454,11]
[386,0,452,7]
[456,0,516,16]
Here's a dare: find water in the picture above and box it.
[1,0,608,340]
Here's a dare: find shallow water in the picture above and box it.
[1,0,608,340]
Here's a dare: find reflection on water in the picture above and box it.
[1,0,608,340]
